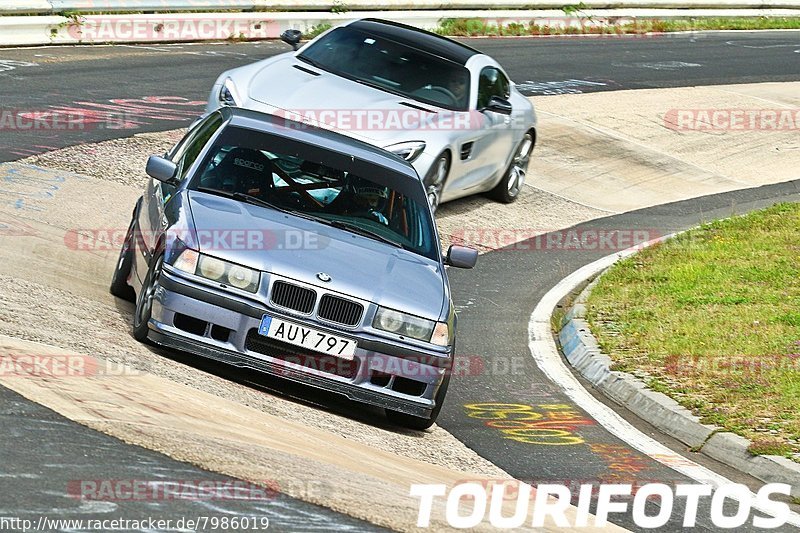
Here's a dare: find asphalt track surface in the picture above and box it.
[0,385,384,532]
[1,31,799,531]
[442,179,800,532]
[1,31,800,161]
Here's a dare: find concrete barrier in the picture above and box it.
[5,0,800,15]
[4,1,53,15]
[2,6,799,46]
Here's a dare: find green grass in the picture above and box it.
[304,23,333,40]
[434,17,800,37]
[586,203,800,461]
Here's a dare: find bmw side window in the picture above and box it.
[477,67,511,110]
[166,116,207,160]
[162,113,223,200]
[177,114,224,178]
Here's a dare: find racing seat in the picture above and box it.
[208,147,273,200]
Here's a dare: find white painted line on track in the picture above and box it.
[527,234,800,526]
[117,44,173,52]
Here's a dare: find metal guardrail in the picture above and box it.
[6,0,800,15]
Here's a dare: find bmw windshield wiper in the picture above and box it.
[196,187,292,214]
[327,219,403,249]
[197,187,340,225]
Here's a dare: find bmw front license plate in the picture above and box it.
[258,315,356,360]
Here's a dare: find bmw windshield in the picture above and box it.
[188,126,439,260]
[298,27,471,111]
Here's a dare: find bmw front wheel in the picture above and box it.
[110,216,136,302]
[133,253,163,342]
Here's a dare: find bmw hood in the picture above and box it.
[244,56,446,145]
[186,191,446,320]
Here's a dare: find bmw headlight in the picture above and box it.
[373,307,448,346]
[227,264,257,290]
[385,141,426,162]
[219,77,241,107]
[172,249,259,293]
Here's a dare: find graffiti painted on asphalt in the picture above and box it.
[588,442,656,488]
[515,79,607,95]
[464,403,594,445]
[39,96,205,130]
[0,163,84,212]
[0,60,38,73]
[611,61,702,71]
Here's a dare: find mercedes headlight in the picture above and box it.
[219,77,241,107]
[373,307,448,345]
[172,249,259,293]
[385,141,426,162]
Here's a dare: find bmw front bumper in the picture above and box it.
[148,270,451,418]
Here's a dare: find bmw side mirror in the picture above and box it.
[146,155,178,185]
[281,29,302,51]
[484,95,512,116]
[445,245,478,269]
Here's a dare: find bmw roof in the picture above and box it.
[347,18,482,65]
[221,107,416,176]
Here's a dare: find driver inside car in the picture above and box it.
[346,178,390,225]
[447,74,469,107]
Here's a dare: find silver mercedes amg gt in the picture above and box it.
[204,18,537,212]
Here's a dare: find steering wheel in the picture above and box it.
[428,85,458,105]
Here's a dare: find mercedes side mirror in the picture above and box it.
[483,95,513,115]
